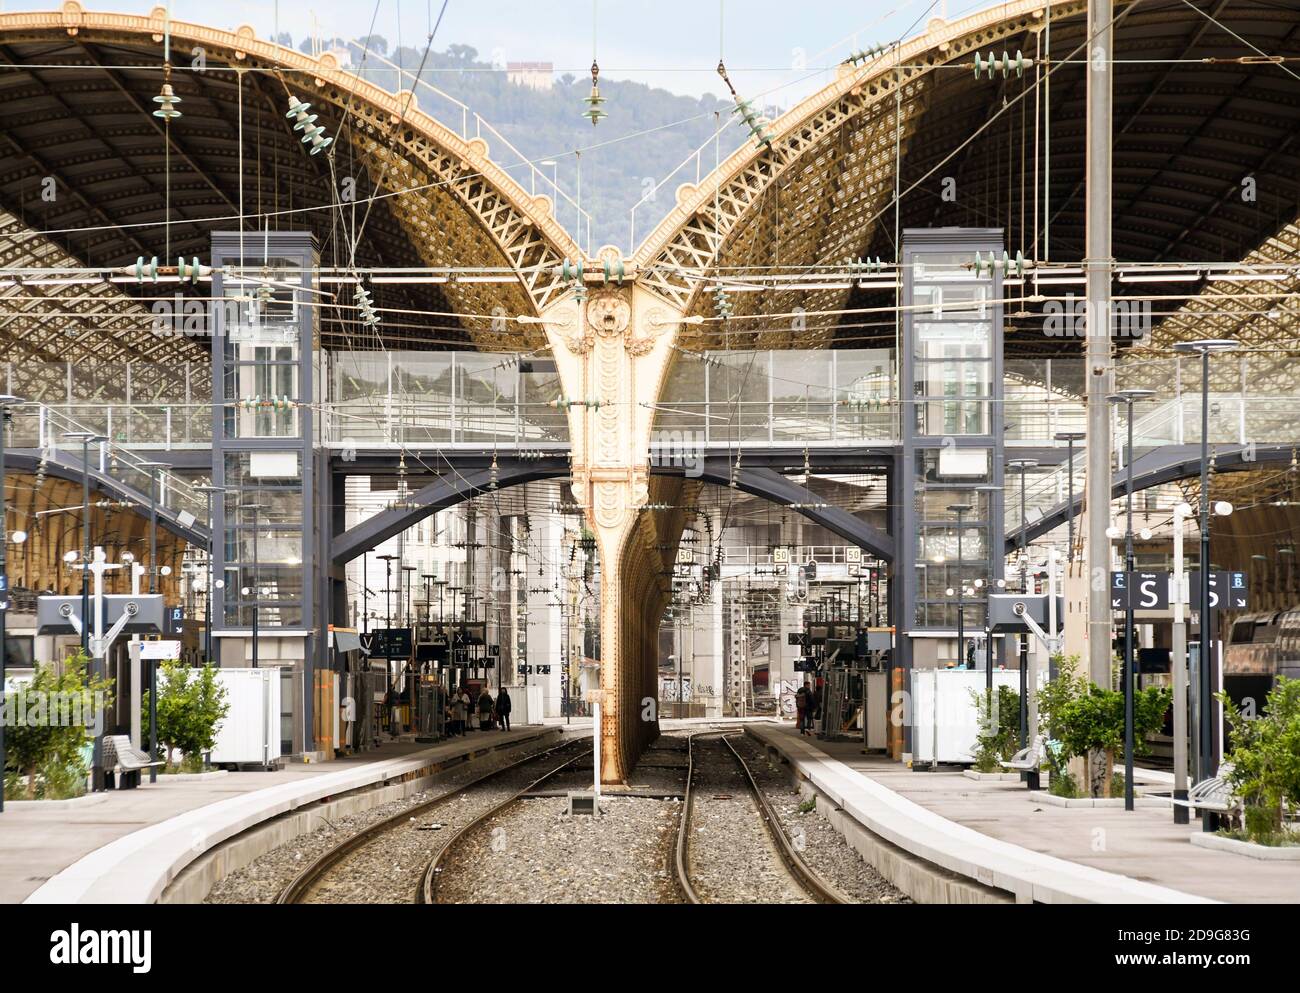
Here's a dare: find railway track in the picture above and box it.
[276,738,587,905]
[419,748,587,903]
[675,731,850,905]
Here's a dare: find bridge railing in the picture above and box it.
[717,545,888,568]
[7,403,210,526]
[356,49,595,256]
[8,403,213,451]
[324,399,570,448]
[1004,394,1300,538]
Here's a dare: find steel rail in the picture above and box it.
[276,736,583,905]
[418,749,587,904]
[720,733,851,905]
[675,731,850,905]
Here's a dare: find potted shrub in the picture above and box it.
[969,685,1019,773]
[1216,676,1300,845]
[145,661,230,773]
[1056,681,1170,798]
[1036,655,1088,797]
[2,651,113,801]
[1036,655,1170,799]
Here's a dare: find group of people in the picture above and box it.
[794,680,820,736]
[445,684,512,736]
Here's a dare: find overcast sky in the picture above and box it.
[83,0,1001,106]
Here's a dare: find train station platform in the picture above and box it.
[747,722,1300,904]
[3,724,563,904]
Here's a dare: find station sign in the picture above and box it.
[1110,571,1248,610]
[1109,571,1171,610]
[1190,571,1249,610]
[368,627,413,658]
[519,664,552,676]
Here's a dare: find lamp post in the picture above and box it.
[1007,459,1038,751]
[376,554,399,713]
[136,462,171,783]
[63,432,107,656]
[1171,501,1193,823]
[193,484,224,665]
[0,395,26,814]
[1107,389,1157,811]
[240,501,264,668]
[1054,432,1086,563]
[947,504,972,670]
[1174,338,1238,825]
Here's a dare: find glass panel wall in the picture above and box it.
[912,447,994,630]
[222,259,303,440]
[911,253,994,439]
[222,451,304,628]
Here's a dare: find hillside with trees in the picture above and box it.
[284,33,751,251]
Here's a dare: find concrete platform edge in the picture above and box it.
[747,723,1216,905]
[23,727,560,905]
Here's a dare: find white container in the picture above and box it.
[210,668,282,767]
[911,668,1029,765]
[502,684,543,725]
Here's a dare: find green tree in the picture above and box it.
[1035,654,1088,795]
[3,651,113,800]
[1054,682,1170,798]
[969,685,1020,773]
[1218,676,1300,842]
[145,661,230,773]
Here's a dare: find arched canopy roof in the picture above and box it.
[635,0,1300,354]
[0,3,582,360]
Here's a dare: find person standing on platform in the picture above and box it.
[496,687,512,731]
[795,682,811,735]
[453,686,468,735]
[478,687,494,731]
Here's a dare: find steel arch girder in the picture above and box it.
[1006,443,1298,551]
[4,449,209,548]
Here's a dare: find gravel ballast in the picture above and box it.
[430,734,690,904]
[731,734,910,904]
[204,736,581,904]
[684,734,813,904]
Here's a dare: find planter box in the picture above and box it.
[1030,792,1165,809]
[4,793,109,811]
[1190,832,1300,860]
[158,770,229,783]
[962,770,1021,782]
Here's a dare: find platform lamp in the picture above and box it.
[376,554,400,710]
[62,432,107,656]
[1006,459,1038,752]
[192,484,224,665]
[1173,337,1238,819]
[0,394,25,815]
[134,461,175,783]
[1108,388,1158,812]
[1054,432,1086,563]
[239,501,264,669]
[971,484,1003,688]
[946,504,972,672]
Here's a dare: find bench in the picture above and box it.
[103,734,164,789]
[1166,762,1239,826]
[1000,736,1045,790]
